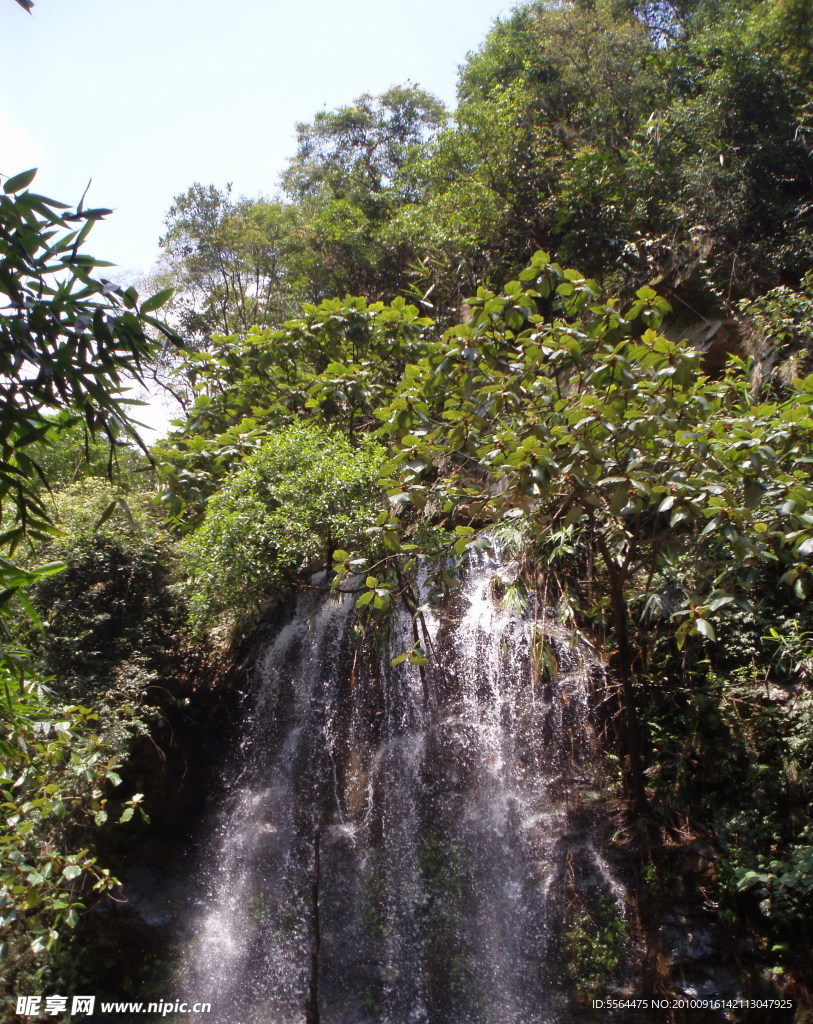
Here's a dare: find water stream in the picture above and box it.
[178,551,630,1023]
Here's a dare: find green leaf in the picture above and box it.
[32,561,66,579]
[92,500,119,532]
[140,287,174,314]
[4,168,37,194]
[15,591,42,630]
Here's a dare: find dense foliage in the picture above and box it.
[0,171,171,550]
[157,0,813,328]
[5,0,813,1008]
[157,278,813,997]
[0,169,175,995]
[145,0,813,997]
[155,294,431,525]
[182,424,385,630]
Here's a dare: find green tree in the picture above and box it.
[392,0,813,319]
[335,252,813,813]
[181,423,385,632]
[0,169,171,552]
[281,85,447,300]
[157,294,432,524]
[392,0,663,307]
[158,87,447,339]
[644,0,813,299]
[0,167,174,677]
[0,167,173,972]
[158,183,298,343]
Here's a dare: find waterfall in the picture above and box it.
[178,550,632,1023]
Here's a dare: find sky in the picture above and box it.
[1,0,512,281]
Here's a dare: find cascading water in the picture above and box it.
[178,550,632,1023]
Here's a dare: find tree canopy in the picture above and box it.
[156,0,813,338]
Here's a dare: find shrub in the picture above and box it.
[182,423,385,630]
